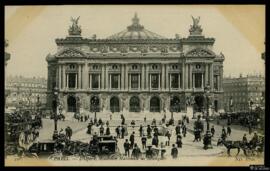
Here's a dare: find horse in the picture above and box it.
[217,139,245,156]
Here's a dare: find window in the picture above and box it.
[91,74,99,89]
[111,74,119,89]
[194,73,202,88]
[132,64,138,70]
[151,74,159,89]
[112,65,118,70]
[172,65,178,70]
[214,75,218,90]
[152,64,158,70]
[131,74,139,89]
[93,65,99,70]
[150,96,160,112]
[171,74,179,89]
[68,73,76,88]
[129,96,140,112]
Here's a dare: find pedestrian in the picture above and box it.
[115,126,120,138]
[124,139,130,157]
[130,131,135,149]
[139,125,144,137]
[186,116,189,124]
[100,125,104,136]
[80,116,83,122]
[151,118,156,127]
[210,125,215,137]
[87,122,93,134]
[227,126,231,136]
[147,125,152,138]
[242,133,248,146]
[121,126,125,139]
[182,124,187,137]
[171,144,178,159]
[165,130,171,146]
[176,134,182,148]
[84,115,87,122]
[131,143,141,160]
[146,146,153,159]
[106,126,110,135]
[222,126,226,135]
[144,117,147,123]
[153,126,159,137]
[106,121,109,127]
[65,126,72,140]
[121,115,125,125]
[160,142,166,160]
[175,124,181,135]
[141,134,147,149]
[152,135,159,148]
[131,120,136,129]
[98,118,103,126]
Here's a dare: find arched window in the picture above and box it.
[90,96,100,112]
[129,96,140,112]
[112,64,118,70]
[132,64,138,70]
[150,96,160,112]
[170,96,181,112]
[110,96,120,113]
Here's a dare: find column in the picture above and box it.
[75,74,77,89]
[192,73,195,89]
[182,63,185,89]
[89,74,91,89]
[178,74,181,89]
[141,64,145,90]
[66,74,69,89]
[82,63,88,89]
[205,64,209,86]
[189,64,192,89]
[161,64,165,90]
[63,65,66,89]
[99,74,101,89]
[129,74,131,90]
[210,64,214,91]
[185,64,188,89]
[149,73,152,90]
[165,64,169,90]
[121,64,125,90]
[218,75,220,91]
[78,65,81,89]
[101,64,105,90]
[118,74,120,90]
[57,65,61,89]
[109,74,111,90]
[125,65,128,90]
[202,73,204,89]
[138,74,141,90]
[159,74,161,90]
[169,74,171,90]
[106,65,109,90]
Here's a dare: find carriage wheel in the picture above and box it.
[109,153,120,160]
[5,146,17,155]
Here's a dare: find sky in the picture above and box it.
[5,5,265,79]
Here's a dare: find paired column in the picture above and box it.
[189,64,192,89]
[106,64,109,90]
[121,64,125,90]
[78,65,81,89]
[141,64,145,90]
[185,64,188,89]
[161,64,165,90]
[101,65,105,90]
[145,65,149,90]
[210,63,214,91]
[62,65,66,89]
[182,63,185,89]
[205,64,209,86]
[83,63,88,89]
[165,64,169,90]
[57,64,61,89]
[125,64,129,90]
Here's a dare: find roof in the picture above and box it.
[107,13,166,40]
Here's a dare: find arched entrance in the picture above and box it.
[170,96,181,112]
[150,96,160,112]
[90,96,100,112]
[214,100,218,112]
[194,95,204,112]
[110,96,120,113]
[129,96,140,112]
[67,96,77,112]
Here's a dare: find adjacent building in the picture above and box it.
[5,75,47,109]
[223,74,265,112]
[46,14,225,117]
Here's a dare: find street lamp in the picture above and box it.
[36,95,41,114]
[203,84,213,150]
[53,87,59,131]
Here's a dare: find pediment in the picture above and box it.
[56,48,86,58]
[186,48,215,57]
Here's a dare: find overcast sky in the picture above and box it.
[5,5,265,79]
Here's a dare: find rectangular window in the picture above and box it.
[68,73,76,88]
[194,73,202,88]
[151,74,159,89]
[131,74,139,89]
[214,75,218,90]
[91,74,99,89]
[170,73,179,89]
[111,74,119,89]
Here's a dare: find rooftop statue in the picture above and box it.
[68,16,82,36]
[189,16,203,36]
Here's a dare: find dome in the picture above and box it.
[107,13,166,40]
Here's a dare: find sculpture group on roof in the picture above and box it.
[69,16,82,36]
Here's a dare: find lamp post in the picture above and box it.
[53,87,59,131]
[203,84,213,150]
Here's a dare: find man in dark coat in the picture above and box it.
[147,125,152,138]
[227,126,231,136]
[165,130,171,146]
[106,127,110,135]
[176,134,182,148]
[210,125,215,137]
[115,126,120,138]
[175,124,181,135]
[182,124,187,137]
[100,125,104,136]
[139,125,143,137]
[141,134,147,149]
[171,144,178,159]
[152,135,159,147]
[65,126,72,140]
[87,122,93,134]
[123,139,130,157]
[129,132,135,149]
[131,143,141,160]
[121,126,125,139]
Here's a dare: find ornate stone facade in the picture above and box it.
[46,14,224,117]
